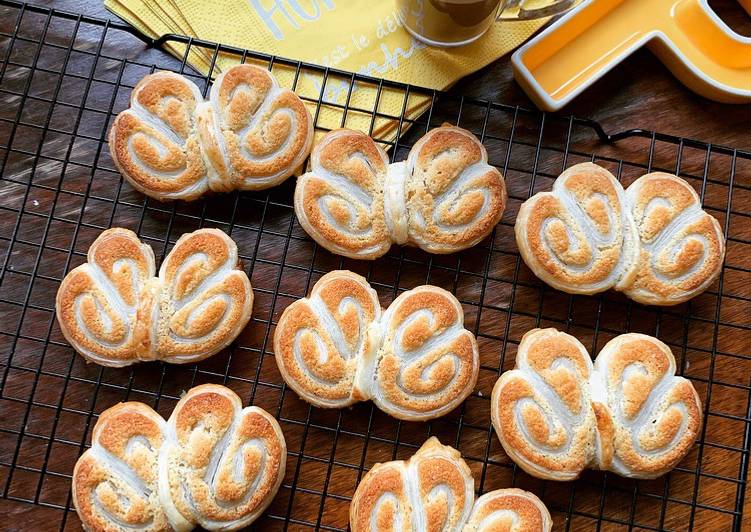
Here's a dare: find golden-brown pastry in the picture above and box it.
[56,228,253,367]
[159,385,287,531]
[72,402,169,532]
[622,172,725,305]
[109,64,313,201]
[514,163,724,305]
[593,333,703,478]
[350,438,475,532]
[491,328,599,481]
[349,438,553,532]
[72,384,285,532]
[491,328,702,480]
[462,488,552,532]
[273,270,479,420]
[295,125,507,259]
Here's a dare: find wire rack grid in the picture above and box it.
[0,1,750,530]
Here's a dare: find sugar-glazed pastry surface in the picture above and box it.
[273,270,479,420]
[491,328,703,480]
[56,228,253,367]
[109,64,313,201]
[294,125,507,259]
[72,384,286,532]
[349,437,552,532]
[514,163,725,305]
[463,488,552,532]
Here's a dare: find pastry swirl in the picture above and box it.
[491,328,702,480]
[594,333,703,478]
[72,384,286,532]
[463,489,552,532]
[159,385,287,531]
[72,402,169,532]
[622,172,725,305]
[295,125,507,259]
[56,228,253,367]
[515,163,724,305]
[349,437,552,532]
[109,64,313,201]
[350,438,475,532]
[274,270,479,421]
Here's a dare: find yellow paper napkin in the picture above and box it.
[105,0,546,142]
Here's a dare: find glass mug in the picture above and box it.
[396,0,580,47]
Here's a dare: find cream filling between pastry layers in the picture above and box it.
[384,161,409,245]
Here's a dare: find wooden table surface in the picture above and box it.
[1,1,750,531]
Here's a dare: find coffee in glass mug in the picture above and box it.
[396,0,579,47]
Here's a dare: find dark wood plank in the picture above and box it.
[2,1,749,531]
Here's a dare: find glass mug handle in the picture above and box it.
[497,0,581,20]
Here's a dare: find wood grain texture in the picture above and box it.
[0,1,749,531]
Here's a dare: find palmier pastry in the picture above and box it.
[56,228,253,367]
[109,64,313,201]
[273,270,479,420]
[515,163,724,305]
[349,437,552,532]
[72,384,286,531]
[350,438,474,532]
[491,328,703,480]
[294,125,507,259]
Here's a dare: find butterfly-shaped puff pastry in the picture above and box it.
[273,270,479,421]
[491,328,702,480]
[349,437,552,532]
[55,228,253,367]
[109,64,313,201]
[72,384,286,531]
[294,125,507,259]
[515,163,724,305]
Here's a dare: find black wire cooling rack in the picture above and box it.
[1,1,750,530]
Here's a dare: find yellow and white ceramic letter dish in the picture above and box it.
[512,0,751,111]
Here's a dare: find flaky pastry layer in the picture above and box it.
[350,437,552,532]
[294,125,507,259]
